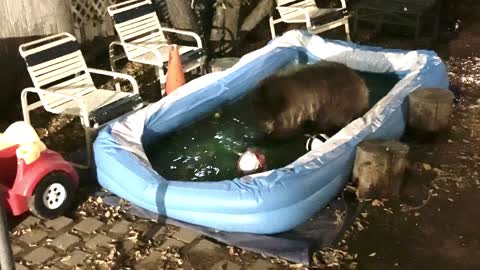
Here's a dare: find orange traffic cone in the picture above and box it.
[165,44,186,96]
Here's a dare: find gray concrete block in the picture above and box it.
[12,245,23,256]
[61,249,89,267]
[212,259,242,270]
[109,220,132,235]
[142,224,167,242]
[248,259,278,270]
[85,234,113,250]
[15,216,40,230]
[135,251,164,270]
[51,233,80,250]
[189,239,221,253]
[172,228,201,243]
[73,218,104,234]
[15,263,29,270]
[19,229,48,245]
[23,247,55,264]
[159,238,185,250]
[44,216,73,231]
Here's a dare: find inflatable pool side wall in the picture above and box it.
[93,30,448,234]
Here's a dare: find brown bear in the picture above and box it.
[250,61,369,139]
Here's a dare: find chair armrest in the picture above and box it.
[161,27,203,49]
[109,41,165,68]
[21,87,87,112]
[21,87,89,125]
[87,68,139,95]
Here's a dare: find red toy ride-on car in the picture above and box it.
[0,122,78,219]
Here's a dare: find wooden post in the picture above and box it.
[352,140,410,199]
[408,88,454,133]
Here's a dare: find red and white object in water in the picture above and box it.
[0,122,78,219]
[237,148,267,176]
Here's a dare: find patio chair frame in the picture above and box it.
[107,0,207,95]
[269,0,352,41]
[19,32,142,169]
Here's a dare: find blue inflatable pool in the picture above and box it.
[93,30,448,234]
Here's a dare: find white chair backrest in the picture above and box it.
[108,0,167,59]
[19,33,95,108]
[276,0,318,19]
[276,0,347,19]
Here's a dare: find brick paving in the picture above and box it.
[11,211,291,269]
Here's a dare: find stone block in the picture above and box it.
[159,238,185,250]
[45,267,61,270]
[121,239,136,252]
[15,263,29,270]
[142,224,167,242]
[19,230,48,245]
[189,239,221,253]
[12,245,23,256]
[44,216,73,231]
[23,247,55,264]
[73,218,104,234]
[172,228,201,243]
[15,216,40,230]
[212,260,242,270]
[135,251,165,270]
[132,222,149,233]
[61,250,89,267]
[85,234,113,250]
[109,220,132,235]
[51,233,80,250]
[248,259,278,270]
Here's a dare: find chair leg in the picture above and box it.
[109,46,122,92]
[199,63,208,75]
[20,90,31,124]
[155,66,167,96]
[269,16,277,39]
[344,19,352,42]
[83,126,93,169]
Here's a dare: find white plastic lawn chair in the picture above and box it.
[269,0,352,41]
[107,0,207,95]
[19,32,143,169]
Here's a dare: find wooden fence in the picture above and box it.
[0,0,74,39]
[70,0,119,42]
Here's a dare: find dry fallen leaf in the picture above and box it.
[371,199,384,207]
[423,163,432,171]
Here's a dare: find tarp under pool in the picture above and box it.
[93,30,448,234]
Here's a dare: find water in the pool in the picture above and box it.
[145,71,399,181]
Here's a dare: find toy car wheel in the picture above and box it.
[28,172,76,219]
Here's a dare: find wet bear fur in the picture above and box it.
[250,61,369,139]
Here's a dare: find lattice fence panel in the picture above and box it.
[70,0,120,42]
